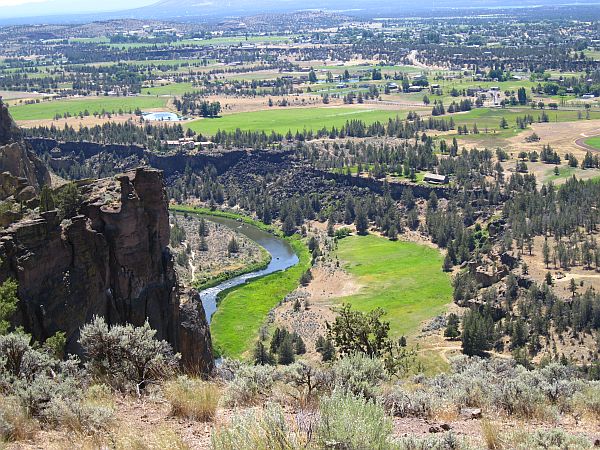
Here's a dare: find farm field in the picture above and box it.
[186,106,413,135]
[335,235,452,339]
[584,135,600,150]
[8,96,169,121]
[210,238,311,359]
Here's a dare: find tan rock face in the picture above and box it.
[0,101,50,197]
[0,167,213,374]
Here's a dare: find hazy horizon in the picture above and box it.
[1,0,599,22]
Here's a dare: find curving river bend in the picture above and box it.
[197,215,299,323]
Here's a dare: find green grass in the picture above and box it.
[210,237,311,359]
[335,235,452,338]
[545,165,578,182]
[186,106,410,136]
[584,136,600,150]
[9,96,168,121]
[143,82,199,96]
[169,205,279,234]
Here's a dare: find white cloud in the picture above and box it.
[0,0,47,5]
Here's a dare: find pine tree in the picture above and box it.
[199,236,208,251]
[198,218,209,236]
[253,341,274,365]
[39,185,55,212]
[278,335,295,365]
[294,335,306,355]
[355,206,368,235]
[227,237,239,254]
[444,313,460,339]
[443,253,453,272]
[461,309,493,356]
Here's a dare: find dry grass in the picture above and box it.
[164,376,221,422]
[0,396,38,443]
[113,426,190,450]
[573,385,600,420]
[481,419,503,450]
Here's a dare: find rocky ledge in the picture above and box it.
[0,167,213,374]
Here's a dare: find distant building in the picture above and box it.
[424,173,449,184]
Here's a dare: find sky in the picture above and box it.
[0,0,156,18]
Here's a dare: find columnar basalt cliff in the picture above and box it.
[0,103,213,374]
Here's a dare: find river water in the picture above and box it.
[197,215,299,323]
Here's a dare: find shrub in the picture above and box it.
[221,363,278,407]
[394,432,466,450]
[79,316,179,393]
[573,384,600,419]
[381,385,434,418]
[0,278,18,335]
[211,403,303,450]
[0,331,85,418]
[505,428,592,450]
[43,394,114,435]
[164,376,221,421]
[0,396,37,442]
[316,389,393,450]
[112,426,190,450]
[331,353,388,399]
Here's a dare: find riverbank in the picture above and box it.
[211,236,311,359]
[170,206,274,290]
[170,205,280,235]
[170,204,311,360]
[170,210,271,289]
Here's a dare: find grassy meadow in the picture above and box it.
[335,235,452,339]
[9,96,168,121]
[186,106,411,135]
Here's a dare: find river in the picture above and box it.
[197,215,299,323]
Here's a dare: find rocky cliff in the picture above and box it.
[0,102,50,197]
[0,168,213,373]
[0,102,213,374]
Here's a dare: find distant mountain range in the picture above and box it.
[129,0,600,20]
[1,0,600,24]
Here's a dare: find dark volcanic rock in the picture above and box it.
[0,167,214,374]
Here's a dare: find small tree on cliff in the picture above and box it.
[56,182,82,220]
[0,278,18,335]
[39,185,55,212]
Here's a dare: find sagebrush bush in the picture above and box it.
[221,363,279,407]
[316,389,393,450]
[164,376,221,421]
[573,383,600,419]
[421,357,586,420]
[506,428,593,450]
[113,425,190,450]
[79,316,179,393]
[0,331,86,419]
[331,353,388,399]
[42,384,115,436]
[393,432,467,450]
[381,385,434,418]
[211,403,303,450]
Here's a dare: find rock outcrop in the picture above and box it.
[0,167,213,373]
[0,101,50,195]
[0,102,213,373]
